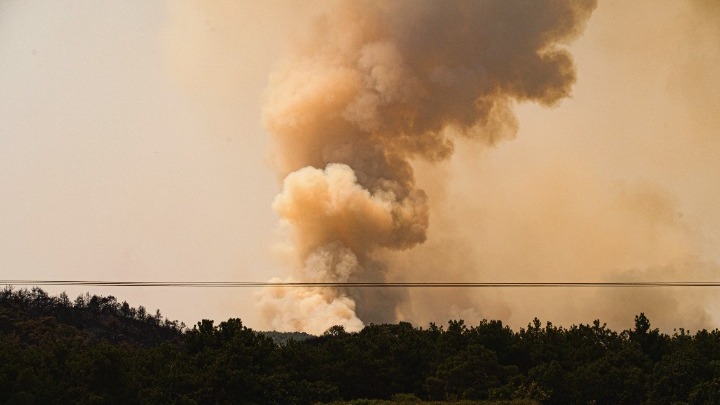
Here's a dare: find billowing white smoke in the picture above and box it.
[259,0,597,334]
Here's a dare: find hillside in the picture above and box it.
[0,287,183,347]
[2,287,720,404]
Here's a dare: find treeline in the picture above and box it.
[2,288,720,404]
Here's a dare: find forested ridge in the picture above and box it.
[2,287,720,404]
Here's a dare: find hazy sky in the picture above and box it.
[2,1,719,332]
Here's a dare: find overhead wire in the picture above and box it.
[3,280,720,288]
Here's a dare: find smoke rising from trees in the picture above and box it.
[259,0,598,333]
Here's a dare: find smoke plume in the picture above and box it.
[258,0,597,334]
[383,0,720,332]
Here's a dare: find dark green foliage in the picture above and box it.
[325,400,539,405]
[3,287,720,404]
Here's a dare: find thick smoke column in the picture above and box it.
[259,0,597,333]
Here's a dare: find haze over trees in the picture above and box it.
[2,287,719,404]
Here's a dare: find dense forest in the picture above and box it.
[2,287,720,404]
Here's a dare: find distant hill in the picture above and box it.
[259,330,316,345]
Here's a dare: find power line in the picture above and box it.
[3,280,720,288]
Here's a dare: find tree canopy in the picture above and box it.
[1,287,718,404]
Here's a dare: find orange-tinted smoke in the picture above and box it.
[260,0,597,334]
